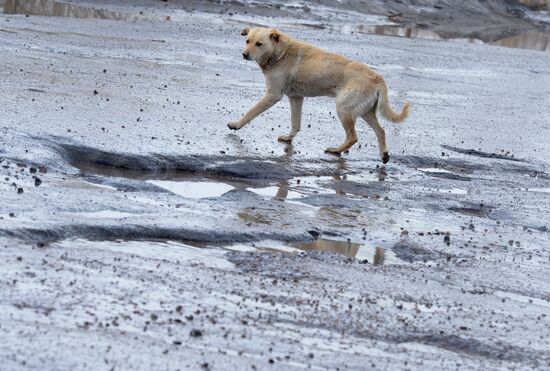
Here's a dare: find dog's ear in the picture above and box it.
[270,29,280,43]
[240,27,250,36]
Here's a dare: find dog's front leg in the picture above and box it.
[278,96,303,142]
[228,93,282,130]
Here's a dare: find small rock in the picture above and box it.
[190,329,203,337]
[307,230,320,238]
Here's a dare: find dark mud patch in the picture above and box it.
[60,143,293,180]
[324,179,388,197]
[411,334,535,363]
[441,145,524,162]
[425,172,472,182]
[0,224,313,246]
[391,239,444,263]
[395,154,487,173]
[449,202,494,218]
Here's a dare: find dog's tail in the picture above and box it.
[377,83,410,123]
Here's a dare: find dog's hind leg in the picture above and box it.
[278,96,303,142]
[362,109,390,164]
[325,107,358,155]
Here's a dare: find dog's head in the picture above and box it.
[239,27,282,63]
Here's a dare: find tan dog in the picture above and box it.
[228,27,410,163]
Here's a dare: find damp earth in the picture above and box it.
[1,0,550,369]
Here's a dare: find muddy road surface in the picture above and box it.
[1,0,550,370]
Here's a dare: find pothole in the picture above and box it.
[223,238,406,265]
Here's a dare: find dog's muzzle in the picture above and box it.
[242,52,250,60]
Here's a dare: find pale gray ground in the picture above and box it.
[1,1,550,370]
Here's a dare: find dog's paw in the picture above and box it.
[227,122,241,131]
[277,134,294,142]
[382,151,390,164]
[324,147,341,156]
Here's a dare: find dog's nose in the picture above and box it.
[242,52,249,60]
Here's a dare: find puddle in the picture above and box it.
[226,239,405,265]
[249,186,304,200]
[294,239,404,265]
[494,31,550,52]
[73,159,239,198]
[2,0,160,21]
[321,23,550,52]
[148,180,234,199]
[238,208,273,225]
[329,24,442,41]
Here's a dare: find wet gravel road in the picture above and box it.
[1,1,550,370]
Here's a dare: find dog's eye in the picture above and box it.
[255,42,263,47]
[246,39,250,44]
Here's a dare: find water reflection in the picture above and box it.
[294,239,360,257]
[147,180,234,199]
[292,239,391,265]
[494,31,550,52]
[237,208,272,225]
[3,0,132,20]
[324,23,550,52]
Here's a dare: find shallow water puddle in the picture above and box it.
[293,239,404,265]
[330,24,442,41]
[324,23,550,52]
[226,239,405,265]
[148,180,234,199]
[248,186,304,200]
[494,31,550,52]
[3,0,151,21]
